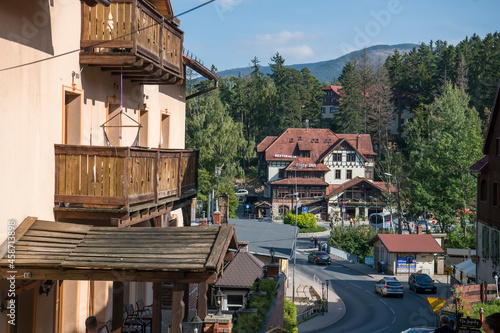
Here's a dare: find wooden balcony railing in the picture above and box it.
[80,0,183,83]
[54,145,198,210]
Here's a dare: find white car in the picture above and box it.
[235,189,248,197]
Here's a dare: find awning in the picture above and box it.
[0,217,237,283]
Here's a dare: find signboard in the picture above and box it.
[457,317,482,332]
[440,310,456,326]
[397,253,416,273]
[342,205,346,212]
[426,297,446,314]
[444,267,453,275]
[302,207,308,213]
[365,256,374,266]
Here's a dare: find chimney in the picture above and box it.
[239,241,249,252]
[213,211,221,225]
[356,133,360,149]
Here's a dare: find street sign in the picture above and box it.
[444,267,452,275]
[426,297,446,314]
[302,207,308,213]
[341,205,346,212]
[444,257,454,267]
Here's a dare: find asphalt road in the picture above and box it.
[296,237,438,333]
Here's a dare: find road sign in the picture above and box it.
[426,297,446,314]
[444,257,454,267]
[444,267,452,275]
[302,207,308,213]
[342,205,346,212]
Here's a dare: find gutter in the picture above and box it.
[183,54,219,100]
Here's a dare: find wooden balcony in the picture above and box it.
[54,145,198,225]
[80,0,183,84]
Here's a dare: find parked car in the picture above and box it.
[374,277,404,297]
[408,273,437,293]
[308,251,331,265]
[235,188,248,197]
[369,213,391,229]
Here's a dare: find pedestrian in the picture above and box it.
[314,237,318,247]
[85,316,98,333]
[380,259,385,274]
[434,315,456,333]
[482,317,496,333]
[310,236,314,248]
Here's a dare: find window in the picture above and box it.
[480,179,487,202]
[332,153,342,162]
[346,170,352,179]
[321,107,325,113]
[335,170,341,179]
[160,112,170,148]
[63,88,83,145]
[365,169,373,180]
[330,97,334,103]
[298,137,302,141]
[330,107,334,113]
[323,98,326,103]
[347,153,356,162]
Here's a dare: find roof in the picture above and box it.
[366,234,444,254]
[229,218,297,260]
[0,217,238,283]
[259,128,375,165]
[214,252,264,288]
[325,177,392,198]
[446,248,476,257]
[455,259,476,276]
[285,159,331,172]
[322,85,343,96]
[270,178,329,186]
[256,136,278,153]
[470,155,488,173]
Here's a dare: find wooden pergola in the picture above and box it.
[0,217,238,332]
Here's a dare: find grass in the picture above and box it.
[470,298,500,319]
[299,226,327,233]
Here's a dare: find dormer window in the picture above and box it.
[298,137,302,141]
[290,138,293,143]
[311,139,315,143]
[328,139,331,143]
[315,139,319,143]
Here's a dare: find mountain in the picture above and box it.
[218,43,418,83]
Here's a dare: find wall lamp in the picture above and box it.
[39,280,55,296]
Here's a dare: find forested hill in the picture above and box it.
[218,43,417,82]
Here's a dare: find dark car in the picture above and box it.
[408,273,437,293]
[308,251,331,265]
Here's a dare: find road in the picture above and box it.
[296,237,438,333]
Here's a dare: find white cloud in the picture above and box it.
[243,30,316,61]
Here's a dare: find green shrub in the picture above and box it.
[283,298,298,333]
[329,225,375,257]
[284,213,317,230]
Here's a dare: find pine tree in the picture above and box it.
[358,47,374,133]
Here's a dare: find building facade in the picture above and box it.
[256,127,392,219]
[320,85,341,120]
[0,1,227,332]
[470,82,500,285]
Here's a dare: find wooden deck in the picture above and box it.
[80,0,184,84]
[54,144,198,223]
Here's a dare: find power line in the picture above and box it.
[0,0,215,73]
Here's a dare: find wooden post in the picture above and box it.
[198,282,208,320]
[111,282,124,332]
[171,283,185,333]
[152,282,162,333]
[183,284,190,322]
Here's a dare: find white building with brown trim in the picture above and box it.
[256,128,393,219]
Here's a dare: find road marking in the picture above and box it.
[373,325,391,333]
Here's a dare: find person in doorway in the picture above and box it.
[482,317,496,333]
[85,316,98,333]
[380,259,385,274]
[434,315,456,333]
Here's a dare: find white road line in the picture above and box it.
[373,325,391,333]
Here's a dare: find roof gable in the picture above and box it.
[367,234,444,254]
[214,252,264,288]
[483,80,500,155]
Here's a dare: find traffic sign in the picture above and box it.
[302,207,308,213]
[444,257,454,267]
[342,205,346,212]
[444,267,452,275]
[426,297,446,314]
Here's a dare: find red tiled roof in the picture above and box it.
[260,128,375,164]
[324,177,391,198]
[214,252,265,288]
[298,141,312,151]
[367,234,444,254]
[322,85,343,96]
[256,136,278,153]
[270,178,329,186]
[470,155,488,173]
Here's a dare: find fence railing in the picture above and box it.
[54,144,198,209]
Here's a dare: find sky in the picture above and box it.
[171,0,500,72]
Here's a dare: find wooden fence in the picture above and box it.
[54,145,198,209]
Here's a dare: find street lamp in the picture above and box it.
[269,247,275,264]
[215,288,224,316]
[190,315,203,333]
[282,193,296,220]
[494,274,499,298]
[384,172,393,231]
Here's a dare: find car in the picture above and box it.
[369,213,391,230]
[408,273,437,293]
[308,251,331,265]
[374,277,404,297]
[235,188,248,197]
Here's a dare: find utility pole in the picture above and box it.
[397,178,402,234]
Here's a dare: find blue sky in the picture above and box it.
[171,0,500,71]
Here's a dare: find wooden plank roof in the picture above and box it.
[0,217,237,283]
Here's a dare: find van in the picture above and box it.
[369,213,392,229]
